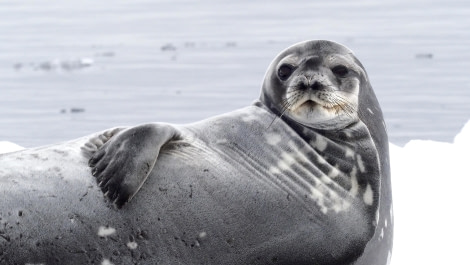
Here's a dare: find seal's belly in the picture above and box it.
[126,135,371,264]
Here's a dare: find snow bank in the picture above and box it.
[391,120,470,264]
[0,141,24,154]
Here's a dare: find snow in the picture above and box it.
[391,120,470,264]
[2,120,470,264]
[0,141,25,154]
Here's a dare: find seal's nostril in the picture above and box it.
[298,82,308,90]
[298,80,322,91]
[311,81,322,90]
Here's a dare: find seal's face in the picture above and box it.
[261,40,366,130]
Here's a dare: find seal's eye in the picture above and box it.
[278,64,293,81]
[332,65,349,77]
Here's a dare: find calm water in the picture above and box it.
[1,0,469,147]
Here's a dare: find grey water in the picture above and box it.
[1,0,469,147]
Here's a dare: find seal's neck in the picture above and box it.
[254,99,381,218]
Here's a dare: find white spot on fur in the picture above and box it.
[385,218,388,228]
[379,228,384,240]
[328,166,340,178]
[215,139,228,144]
[101,259,114,265]
[329,188,351,213]
[356,154,366,173]
[316,155,328,165]
[310,187,328,214]
[332,200,351,213]
[98,226,116,237]
[311,136,328,151]
[127,241,138,249]
[269,166,281,175]
[386,251,392,265]
[345,147,354,158]
[310,185,351,215]
[349,167,359,197]
[280,152,296,166]
[199,231,207,239]
[320,175,332,184]
[375,210,380,226]
[277,160,289,170]
[367,108,374,114]
[266,133,282,145]
[363,184,373,205]
[287,140,298,150]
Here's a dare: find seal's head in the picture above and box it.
[260,41,392,265]
[261,40,368,130]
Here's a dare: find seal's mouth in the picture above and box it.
[299,99,336,110]
[300,100,318,109]
[293,98,347,117]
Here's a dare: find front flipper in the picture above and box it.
[82,123,181,208]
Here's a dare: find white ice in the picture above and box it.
[0,141,25,154]
[390,119,470,265]
[1,120,470,264]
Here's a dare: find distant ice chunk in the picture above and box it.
[14,57,95,72]
[79,57,94,67]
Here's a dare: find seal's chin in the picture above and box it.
[287,98,356,130]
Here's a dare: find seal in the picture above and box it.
[0,40,392,265]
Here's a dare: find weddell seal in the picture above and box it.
[0,40,392,265]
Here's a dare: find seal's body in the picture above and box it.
[0,40,392,265]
